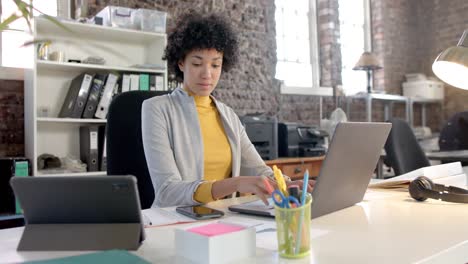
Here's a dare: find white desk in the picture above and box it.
[1,190,468,264]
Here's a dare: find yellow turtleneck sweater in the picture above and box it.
[192,94,233,203]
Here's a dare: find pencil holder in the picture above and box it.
[274,193,312,258]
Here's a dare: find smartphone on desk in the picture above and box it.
[176,205,224,220]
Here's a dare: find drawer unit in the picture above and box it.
[265,157,324,181]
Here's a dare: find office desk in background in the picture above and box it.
[265,156,324,180]
[1,189,468,264]
[375,150,468,179]
[426,150,468,163]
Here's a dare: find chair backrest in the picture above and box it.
[439,111,468,151]
[107,90,170,209]
[384,118,430,176]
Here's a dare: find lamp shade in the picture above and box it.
[432,30,468,90]
[353,52,382,70]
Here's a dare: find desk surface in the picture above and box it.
[1,190,468,264]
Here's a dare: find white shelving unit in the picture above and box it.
[345,93,442,128]
[25,17,167,176]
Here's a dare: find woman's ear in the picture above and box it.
[178,61,184,72]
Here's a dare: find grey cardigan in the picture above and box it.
[142,87,273,207]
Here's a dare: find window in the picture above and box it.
[275,0,330,95]
[0,0,58,69]
[338,0,371,95]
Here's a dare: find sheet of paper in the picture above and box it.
[233,198,276,215]
[369,162,465,189]
[142,207,195,227]
[219,216,277,233]
[434,173,467,188]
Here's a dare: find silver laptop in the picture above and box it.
[10,175,145,251]
[229,122,392,219]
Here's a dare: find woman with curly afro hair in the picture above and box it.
[142,12,315,207]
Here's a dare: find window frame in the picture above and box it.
[338,0,372,95]
[277,0,333,96]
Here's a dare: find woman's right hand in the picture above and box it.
[235,176,276,205]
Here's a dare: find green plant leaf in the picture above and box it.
[0,13,21,31]
[21,38,52,47]
[14,0,32,32]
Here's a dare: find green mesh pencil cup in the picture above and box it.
[274,193,312,258]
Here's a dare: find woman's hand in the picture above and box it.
[235,176,276,205]
[286,179,316,193]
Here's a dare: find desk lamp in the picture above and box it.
[432,29,468,89]
[353,52,382,93]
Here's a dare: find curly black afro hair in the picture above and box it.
[163,12,239,81]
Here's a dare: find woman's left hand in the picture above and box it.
[286,179,316,193]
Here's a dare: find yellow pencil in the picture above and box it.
[273,165,288,196]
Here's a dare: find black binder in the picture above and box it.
[98,125,107,171]
[59,73,94,118]
[79,125,99,172]
[82,74,106,119]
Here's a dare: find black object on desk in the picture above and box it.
[0,214,24,229]
[0,157,30,215]
[10,175,145,251]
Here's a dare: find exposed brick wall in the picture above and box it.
[87,0,342,126]
[0,80,24,157]
[373,0,421,95]
[370,0,461,131]
[418,0,468,121]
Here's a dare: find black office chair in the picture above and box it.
[384,118,430,176]
[107,90,170,209]
[438,111,468,166]
[439,111,468,151]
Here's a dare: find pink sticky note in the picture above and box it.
[187,223,245,237]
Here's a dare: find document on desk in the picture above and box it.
[142,207,195,227]
[368,162,467,189]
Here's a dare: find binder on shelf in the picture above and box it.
[82,74,107,119]
[121,74,131,93]
[58,73,94,118]
[139,74,150,91]
[149,75,156,91]
[95,73,119,119]
[130,74,139,91]
[80,125,99,172]
[112,82,120,97]
[98,125,107,172]
[155,75,164,91]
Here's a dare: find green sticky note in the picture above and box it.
[139,74,150,91]
[14,160,29,214]
[25,250,151,264]
[14,161,29,177]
